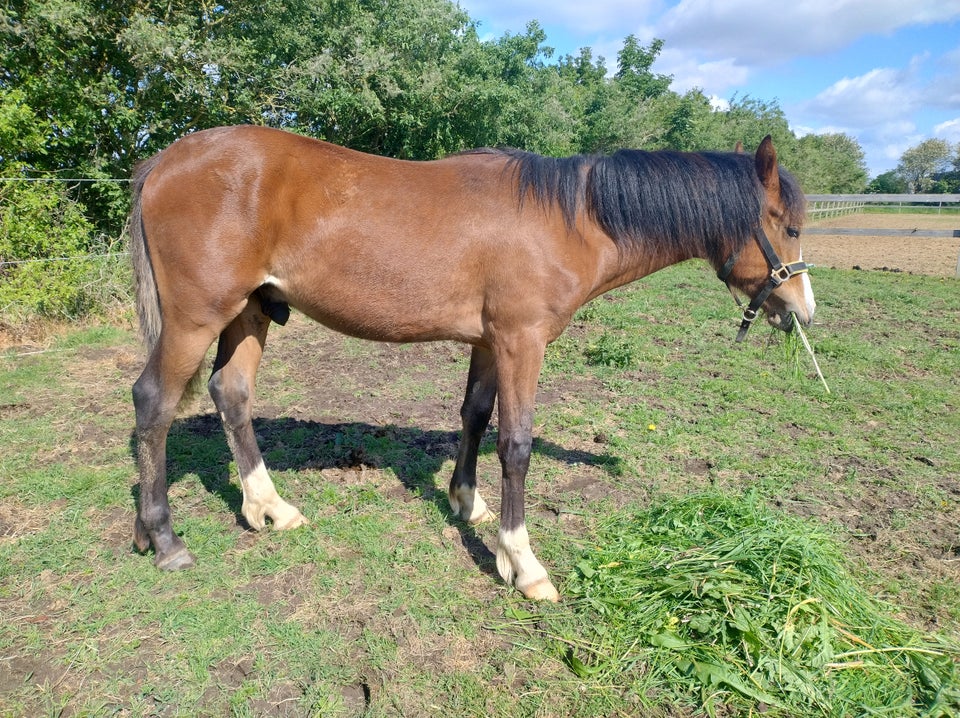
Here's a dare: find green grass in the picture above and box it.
[863,205,960,215]
[525,492,959,717]
[1,262,958,716]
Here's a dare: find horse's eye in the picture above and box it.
[786,227,800,239]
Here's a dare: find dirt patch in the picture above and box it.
[0,498,64,545]
[805,213,960,276]
[0,654,68,699]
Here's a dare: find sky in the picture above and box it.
[456,0,960,178]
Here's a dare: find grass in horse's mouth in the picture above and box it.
[777,314,830,394]
[791,313,831,394]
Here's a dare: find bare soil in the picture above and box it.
[805,212,960,276]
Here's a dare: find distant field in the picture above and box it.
[805,212,960,277]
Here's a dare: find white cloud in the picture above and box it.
[462,0,960,48]
[854,120,921,176]
[656,0,960,65]
[792,124,850,138]
[795,63,930,175]
[658,48,750,94]
[800,64,922,127]
[934,118,960,143]
[926,46,960,110]
[708,95,730,111]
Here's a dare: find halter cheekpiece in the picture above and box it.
[717,227,810,343]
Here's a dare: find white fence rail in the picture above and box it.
[807,194,960,203]
[806,196,866,218]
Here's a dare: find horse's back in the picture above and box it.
[137,126,586,345]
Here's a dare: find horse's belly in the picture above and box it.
[284,279,486,345]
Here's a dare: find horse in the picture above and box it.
[128,125,815,601]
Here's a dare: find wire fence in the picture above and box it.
[1,174,130,271]
[0,177,130,183]
[806,199,865,219]
[0,252,129,269]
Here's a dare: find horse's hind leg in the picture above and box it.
[133,327,216,570]
[449,346,497,524]
[208,301,308,531]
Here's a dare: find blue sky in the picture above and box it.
[456,0,960,178]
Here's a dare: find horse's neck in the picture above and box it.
[586,239,702,301]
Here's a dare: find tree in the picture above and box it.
[1,0,879,239]
[615,36,671,101]
[444,21,579,155]
[793,133,867,193]
[695,95,796,159]
[574,37,674,153]
[929,141,960,193]
[896,138,953,192]
[866,171,908,194]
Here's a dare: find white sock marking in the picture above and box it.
[240,460,306,530]
[496,526,550,592]
[449,484,492,523]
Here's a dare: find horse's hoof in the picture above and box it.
[273,511,309,530]
[520,578,560,602]
[467,508,496,525]
[155,547,196,571]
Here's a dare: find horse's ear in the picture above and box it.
[734,141,744,154]
[755,135,780,197]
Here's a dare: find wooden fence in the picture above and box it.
[804,194,960,276]
[806,197,865,219]
[806,193,960,213]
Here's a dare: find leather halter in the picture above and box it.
[717,227,810,343]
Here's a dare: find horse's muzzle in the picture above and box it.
[766,306,813,333]
[768,312,795,332]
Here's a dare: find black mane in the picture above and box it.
[478,147,805,266]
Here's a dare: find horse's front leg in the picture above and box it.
[449,346,498,524]
[493,339,560,602]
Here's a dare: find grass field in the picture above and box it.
[1,261,958,716]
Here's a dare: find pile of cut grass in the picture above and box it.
[531,492,960,717]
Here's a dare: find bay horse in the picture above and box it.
[129,125,815,601]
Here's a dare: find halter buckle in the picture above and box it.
[771,261,809,286]
[770,264,792,285]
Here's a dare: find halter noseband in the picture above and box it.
[716,227,810,343]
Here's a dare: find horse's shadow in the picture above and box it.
[129,414,624,576]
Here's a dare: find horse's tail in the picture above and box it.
[129,153,163,354]
[128,152,207,402]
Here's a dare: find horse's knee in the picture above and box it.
[498,431,532,475]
